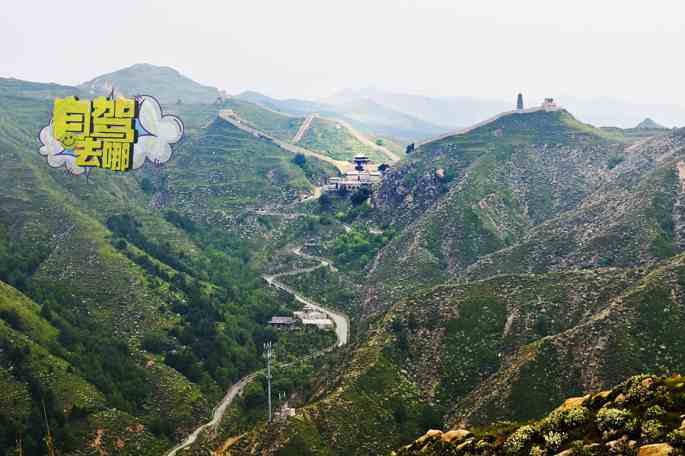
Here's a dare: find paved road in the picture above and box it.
[166,373,259,456]
[165,248,349,455]
[264,276,349,347]
[263,249,349,346]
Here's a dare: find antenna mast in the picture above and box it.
[42,400,56,456]
[264,341,273,423]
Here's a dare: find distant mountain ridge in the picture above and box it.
[635,117,667,130]
[79,63,222,104]
[325,88,685,130]
[236,90,445,141]
[322,87,512,129]
[0,77,85,99]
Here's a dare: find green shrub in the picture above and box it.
[641,419,666,440]
[504,424,537,453]
[596,408,636,437]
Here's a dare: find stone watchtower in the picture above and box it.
[516,93,524,110]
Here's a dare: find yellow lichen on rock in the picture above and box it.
[558,395,589,410]
[441,429,472,443]
[638,443,675,456]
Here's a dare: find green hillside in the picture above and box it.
[0,81,339,456]
[222,98,302,141]
[160,116,336,225]
[366,110,650,313]
[299,117,385,162]
[234,253,685,455]
[79,63,221,104]
[220,110,685,456]
[222,98,385,161]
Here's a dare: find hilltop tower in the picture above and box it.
[516,93,524,110]
[353,155,370,172]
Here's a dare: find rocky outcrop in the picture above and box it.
[394,374,685,456]
[639,443,676,456]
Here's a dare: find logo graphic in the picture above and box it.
[39,95,183,175]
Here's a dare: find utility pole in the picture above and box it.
[264,341,273,423]
[42,400,56,456]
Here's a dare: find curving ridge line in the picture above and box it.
[165,249,348,455]
[418,105,563,147]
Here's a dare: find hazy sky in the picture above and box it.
[2,0,684,105]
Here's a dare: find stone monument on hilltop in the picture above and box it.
[516,93,524,110]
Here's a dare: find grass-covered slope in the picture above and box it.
[0,91,213,454]
[79,63,221,104]
[161,116,334,226]
[298,117,385,162]
[236,253,685,455]
[223,97,386,161]
[0,81,335,455]
[222,98,303,141]
[365,111,684,317]
[225,112,685,456]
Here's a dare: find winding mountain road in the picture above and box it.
[165,248,348,455]
[263,248,349,346]
[166,373,259,456]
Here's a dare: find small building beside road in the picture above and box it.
[268,316,298,329]
[294,305,334,330]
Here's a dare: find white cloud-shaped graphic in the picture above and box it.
[39,121,86,175]
[132,95,184,169]
[38,95,183,174]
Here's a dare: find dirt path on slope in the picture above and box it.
[293,114,316,143]
[334,119,401,163]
